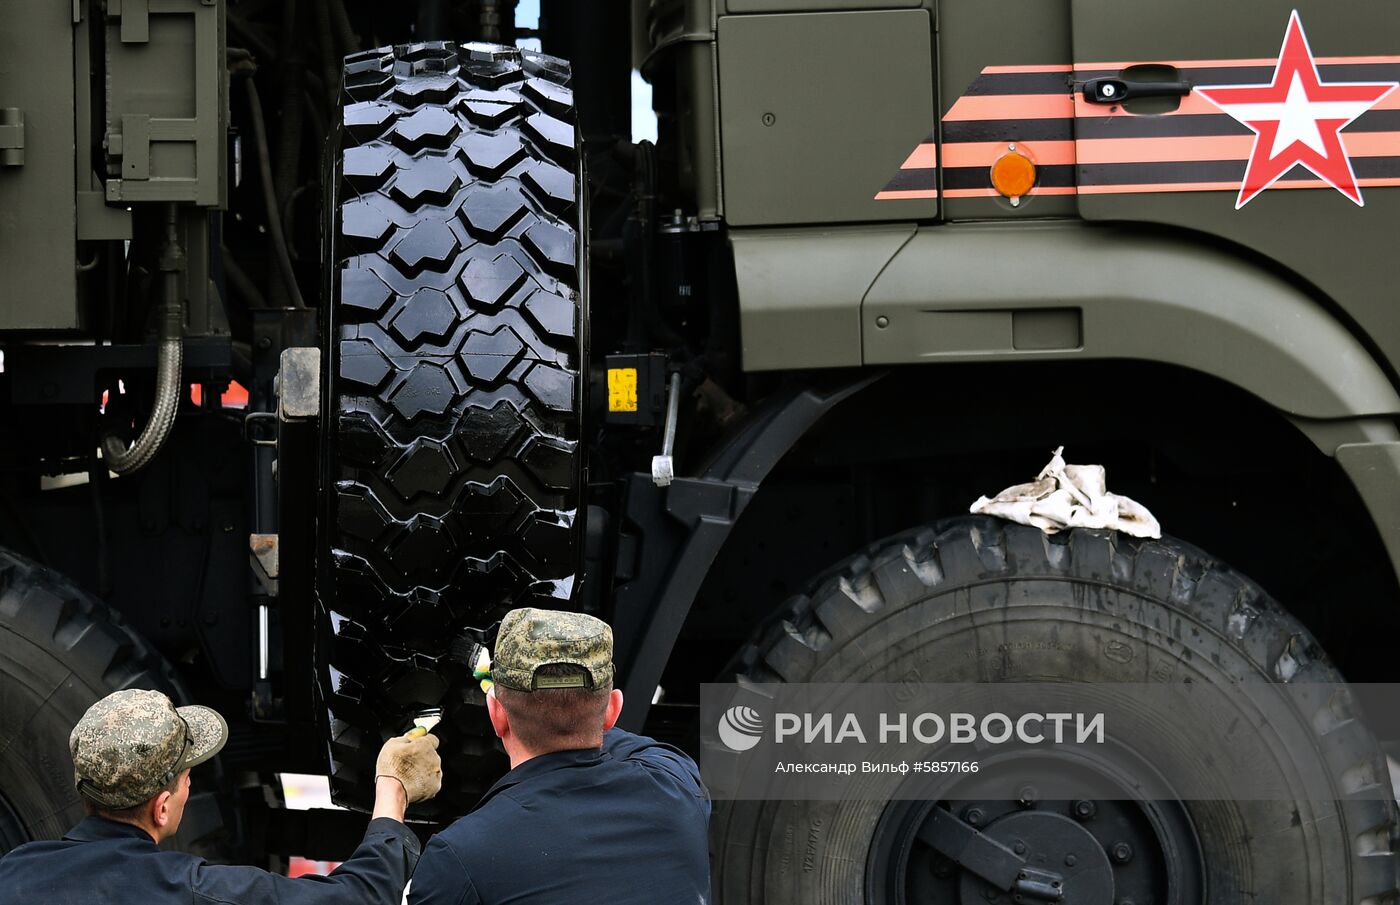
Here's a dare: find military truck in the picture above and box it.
[1,0,1398,901]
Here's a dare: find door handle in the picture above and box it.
[1081,77,1191,104]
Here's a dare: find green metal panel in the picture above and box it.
[74,7,133,244]
[0,0,78,330]
[682,41,723,221]
[732,224,914,369]
[1067,0,1400,375]
[717,9,937,225]
[936,0,1076,220]
[860,221,1400,420]
[727,0,921,11]
[104,0,227,207]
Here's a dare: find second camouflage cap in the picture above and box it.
[69,688,228,809]
[493,607,614,691]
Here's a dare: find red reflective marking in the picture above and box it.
[943,94,1075,122]
[1075,132,1400,164]
[874,189,940,200]
[1077,176,1400,195]
[941,186,1079,198]
[940,141,1076,169]
[222,380,250,409]
[1077,54,1400,70]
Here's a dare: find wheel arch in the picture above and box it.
[619,361,1400,736]
[735,220,1400,421]
[860,221,1400,421]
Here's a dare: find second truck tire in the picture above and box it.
[710,518,1400,905]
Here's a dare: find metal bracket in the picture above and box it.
[616,374,882,731]
[651,372,682,487]
[103,0,224,205]
[6,337,231,405]
[915,809,1067,901]
[0,109,24,167]
[113,0,151,43]
[250,533,280,596]
[277,348,321,421]
[118,114,150,180]
[916,808,1027,891]
[1015,868,1066,902]
[243,412,279,448]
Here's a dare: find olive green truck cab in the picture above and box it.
[0,0,1398,902]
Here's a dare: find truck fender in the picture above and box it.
[862,222,1400,420]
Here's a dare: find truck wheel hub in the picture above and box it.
[954,810,1112,904]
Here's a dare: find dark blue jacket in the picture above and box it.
[0,814,420,905]
[407,729,710,905]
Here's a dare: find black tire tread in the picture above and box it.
[323,41,584,813]
[715,517,1399,904]
[0,549,186,704]
[0,548,226,852]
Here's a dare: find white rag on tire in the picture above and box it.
[969,447,1161,539]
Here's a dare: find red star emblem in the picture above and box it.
[1195,10,1397,208]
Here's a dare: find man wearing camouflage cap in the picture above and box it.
[0,688,442,905]
[408,607,711,905]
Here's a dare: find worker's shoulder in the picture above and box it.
[1,835,191,866]
[0,838,68,862]
[604,729,703,790]
[437,789,525,844]
[0,839,55,884]
[0,836,201,899]
[604,727,694,763]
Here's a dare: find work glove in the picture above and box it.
[473,647,494,694]
[376,732,443,804]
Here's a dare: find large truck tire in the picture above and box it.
[711,517,1399,904]
[0,548,224,854]
[322,41,584,815]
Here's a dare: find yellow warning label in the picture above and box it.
[607,368,639,413]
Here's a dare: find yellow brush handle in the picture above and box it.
[474,648,494,694]
[406,726,428,738]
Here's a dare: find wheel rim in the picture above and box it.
[866,744,1206,905]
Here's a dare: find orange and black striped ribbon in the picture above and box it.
[877,57,1400,201]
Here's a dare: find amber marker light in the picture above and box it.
[991,145,1036,206]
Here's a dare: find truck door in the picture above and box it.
[1067,1,1400,362]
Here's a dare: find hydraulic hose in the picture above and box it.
[103,206,185,475]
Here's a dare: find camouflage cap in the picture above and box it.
[493,608,614,691]
[69,689,228,809]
